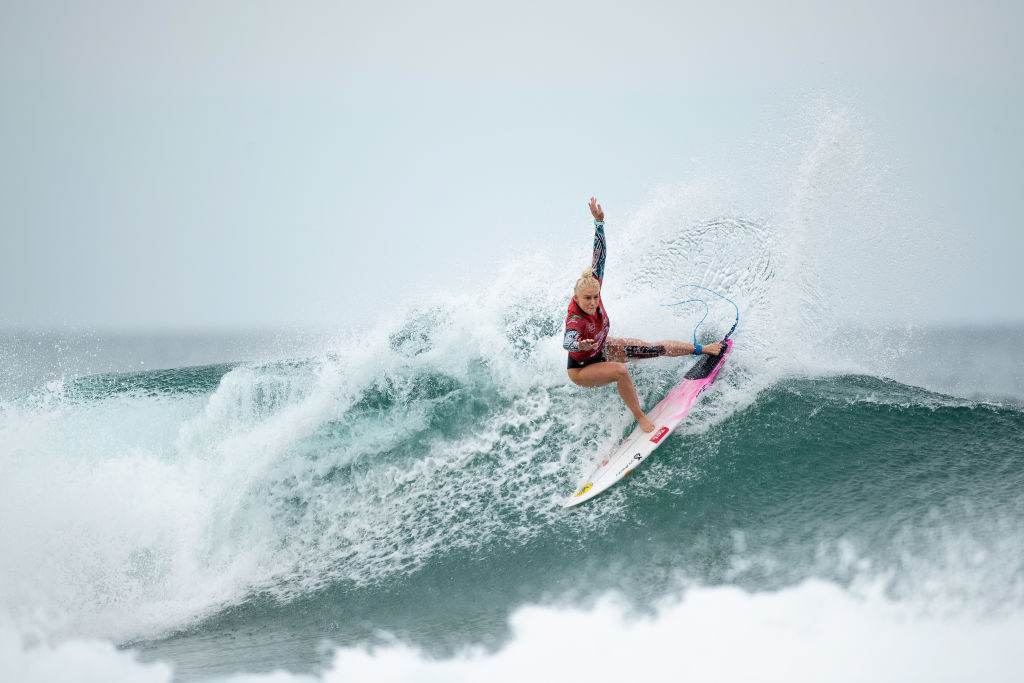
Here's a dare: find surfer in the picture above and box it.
[564,197,723,433]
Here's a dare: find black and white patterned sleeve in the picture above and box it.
[592,220,606,282]
[563,328,581,352]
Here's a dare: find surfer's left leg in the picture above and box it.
[567,361,656,433]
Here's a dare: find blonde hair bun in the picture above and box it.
[574,267,600,294]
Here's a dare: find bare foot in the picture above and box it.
[703,342,723,356]
[638,415,655,433]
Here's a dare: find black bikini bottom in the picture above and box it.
[567,351,607,369]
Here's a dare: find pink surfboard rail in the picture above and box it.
[658,338,733,423]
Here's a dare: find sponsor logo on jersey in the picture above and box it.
[649,426,669,444]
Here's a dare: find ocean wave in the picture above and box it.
[3,333,1022,649]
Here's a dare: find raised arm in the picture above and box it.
[589,196,606,282]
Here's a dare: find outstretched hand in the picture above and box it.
[589,196,604,222]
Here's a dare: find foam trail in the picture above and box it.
[311,583,1024,683]
[4,581,1024,682]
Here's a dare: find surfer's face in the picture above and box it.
[576,286,601,315]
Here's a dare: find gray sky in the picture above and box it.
[1,1,1022,330]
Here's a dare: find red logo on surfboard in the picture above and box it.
[649,426,669,444]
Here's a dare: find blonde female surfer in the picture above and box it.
[563,197,722,433]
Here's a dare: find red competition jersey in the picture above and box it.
[564,296,610,362]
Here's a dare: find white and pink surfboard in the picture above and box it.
[563,339,733,508]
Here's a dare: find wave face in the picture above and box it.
[1,107,1022,679]
[3,326,1023,655]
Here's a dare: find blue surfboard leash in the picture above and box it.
[661,284,740,344]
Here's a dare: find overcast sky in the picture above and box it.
[1,1,1021,330]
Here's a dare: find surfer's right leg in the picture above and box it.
[567,362,656,433]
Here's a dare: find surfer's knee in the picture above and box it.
[612,362,630,381]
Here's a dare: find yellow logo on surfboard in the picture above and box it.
[573,482,593,497]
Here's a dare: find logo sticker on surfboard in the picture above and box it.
[649,426,669,444]
[573,482,593,497]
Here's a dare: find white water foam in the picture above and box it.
[4,580,1023,682]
